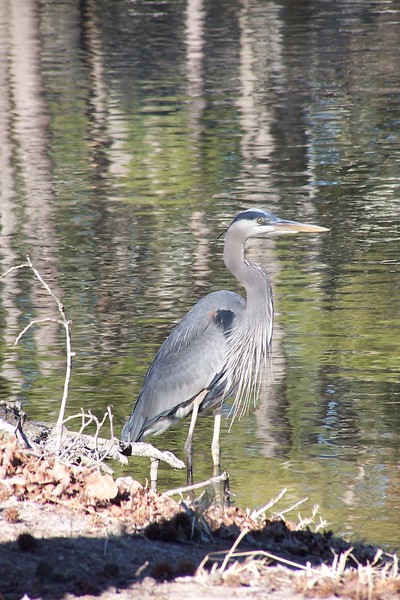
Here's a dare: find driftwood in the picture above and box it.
[0,401,185,474]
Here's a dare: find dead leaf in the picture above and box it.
[52,482,66,497]
[4,474,26,488]
[116,476,143,496]
[84,472,118,501]
[50,461,71,486]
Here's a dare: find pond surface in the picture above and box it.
[1,0,400,548]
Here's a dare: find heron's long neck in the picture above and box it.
[223,234,270,311]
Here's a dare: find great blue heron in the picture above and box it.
[121,208,328,485]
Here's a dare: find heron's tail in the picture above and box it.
[120,411,143,443]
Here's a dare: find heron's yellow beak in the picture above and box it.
[271,220,329,234]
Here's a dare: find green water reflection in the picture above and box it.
[0,0,400,549]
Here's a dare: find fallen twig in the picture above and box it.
[123,441,186,471]
[251,487,288,520]
[164,471,228,497]
[198,546,325,576]
[274,495,308,519]
[219,527,249,572]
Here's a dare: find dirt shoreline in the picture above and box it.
[0,437,399,600]
[0,498,303,600]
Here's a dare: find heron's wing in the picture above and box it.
[121,290,245,442]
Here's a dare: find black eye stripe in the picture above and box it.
[233,210,269,224]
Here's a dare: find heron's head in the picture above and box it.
[229,208,329,238]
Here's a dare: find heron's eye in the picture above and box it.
[257,217,264,225]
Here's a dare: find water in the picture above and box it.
[1,0,400,548]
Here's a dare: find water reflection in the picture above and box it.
[0,0,400,548]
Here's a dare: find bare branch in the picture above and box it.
[164,471,228,496]
[1,257,74,454]
[220,527,250,572]
[251,487,288,520]
[57,409,95,460]
[107,405,114,439]
[24,256,74,451]
[122,441,186,470]
[0,417,17,436]
[275,496,308,519]
[92,409,110,461]
[25,256,58,300]
[0,262,30,280]
[13,318,62,347]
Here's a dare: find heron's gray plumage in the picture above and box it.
[121,289,247,442]
[121,207,328,484]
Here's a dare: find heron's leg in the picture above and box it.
[184,401,200,486]
[211,406,230,505]
[184,391,206,486]
[211,407,222,477]
[150,458,159,492]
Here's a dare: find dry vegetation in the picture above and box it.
[0,259,400,599]
[1,435,399,600]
